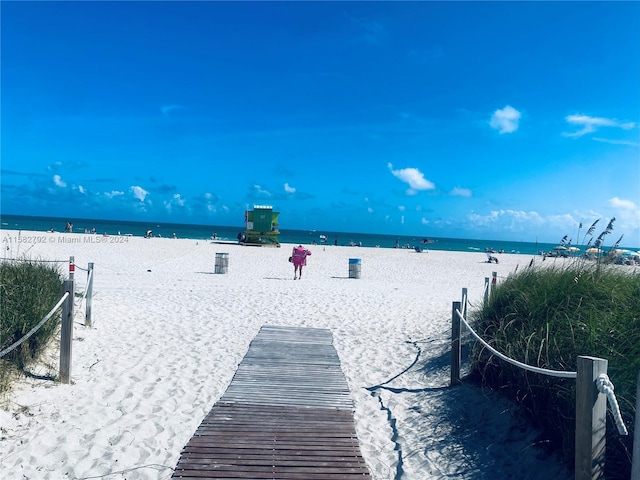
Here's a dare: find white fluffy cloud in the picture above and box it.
[172,193,186,207]
[563,114,635,138]
[164,193,186,212]
[490,105,521,134]
[467,209,545,228]
[284,183,296,194]
[388,163,435,195]
[253,184,272,197]
[130,185,149,202]
[105,190,124,199]
[609,197,637,210]
[450,187,472,197]
[53,175,67,188]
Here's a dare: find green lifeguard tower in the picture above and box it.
[241,205,280,247]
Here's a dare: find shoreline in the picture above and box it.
[7,215,635,254]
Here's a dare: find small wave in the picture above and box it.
[468,247,480,251]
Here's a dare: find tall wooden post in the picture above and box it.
[484,277,490,306]
[85,263,94,327]
[632,370,640,480]
[60,279,74,384]
[450,301,462,386]
[461,288,468,321]
[575,356,608,480]
[491,271,497,297]
[69,255,75,280]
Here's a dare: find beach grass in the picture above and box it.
[0,260,64,395]
[469,260,639,479]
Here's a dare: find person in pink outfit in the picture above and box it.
[291,245,311,280]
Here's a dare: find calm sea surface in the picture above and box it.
[2,214,637,255]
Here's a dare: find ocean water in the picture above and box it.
[1,214,635,256]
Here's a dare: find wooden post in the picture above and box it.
[484,277,490,306]
[461,288,468,321]
[69,255,75,280]
[60,279,74,384]
[450,301,462,386]
[85,263,94,327]
[632,370,640,480]
[491,271,497,298]
[575,356,608,480]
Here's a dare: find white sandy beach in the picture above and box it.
[0,229,572,480]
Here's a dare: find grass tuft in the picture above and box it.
[469,260,639,480]
[0,259,64,396]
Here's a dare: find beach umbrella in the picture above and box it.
[553,245,568,250]
[568,247,580,252]
[586,247,601,254]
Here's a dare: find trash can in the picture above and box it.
[215,253,229,274]
[348,258,361,279]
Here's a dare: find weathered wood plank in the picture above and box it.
[171,325,371,479]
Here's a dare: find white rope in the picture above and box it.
[455,309,577,379]
[75,268,93,304]
[1,258,67,264]
[0,292,70,358]
[458,295,628,437]
[596,374,628,435]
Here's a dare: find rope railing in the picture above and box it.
[454,308,578,379]
[455,300,630,418]
[451,283,629,480]
[0,292,70,358]
[596,374,628,435]
[77,268,93,302]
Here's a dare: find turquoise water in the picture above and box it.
[2,214,636,255]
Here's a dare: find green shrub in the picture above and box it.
[0,260,64,393]
[470,261,639,480]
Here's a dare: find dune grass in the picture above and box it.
[469,260,639,479]
[0,260,64,395]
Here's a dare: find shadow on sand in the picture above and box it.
[364,337,570,480]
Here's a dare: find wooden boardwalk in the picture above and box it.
[172,325,372,479]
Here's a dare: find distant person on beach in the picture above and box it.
[292,245,311,280]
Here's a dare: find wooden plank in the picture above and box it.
[171,325,371,479]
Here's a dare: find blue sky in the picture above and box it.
[2,1,639,245]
